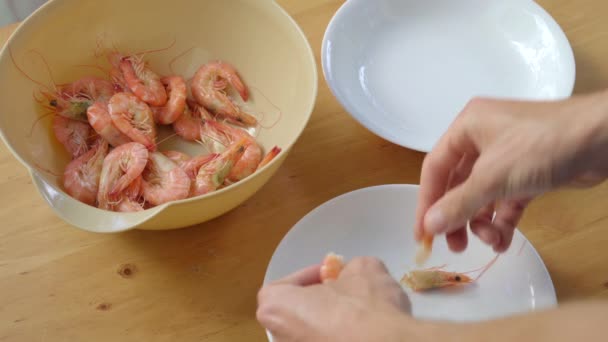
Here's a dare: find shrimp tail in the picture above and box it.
[257,146,281,170]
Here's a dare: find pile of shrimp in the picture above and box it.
[32,49,281,212]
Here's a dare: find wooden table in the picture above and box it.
[1,1,608,340]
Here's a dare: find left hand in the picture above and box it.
[256,257,413,342]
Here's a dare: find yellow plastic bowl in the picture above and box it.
[0,0,317,232]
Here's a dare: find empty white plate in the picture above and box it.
[263,184,557,332]
[322,0,576,152]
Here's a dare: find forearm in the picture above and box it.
[414,300,608,342]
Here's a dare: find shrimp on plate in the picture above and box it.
[109,52,167,107]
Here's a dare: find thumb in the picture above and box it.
[423,161,502,236]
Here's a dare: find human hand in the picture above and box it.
[415,91,608,253]
[256,257,415,342]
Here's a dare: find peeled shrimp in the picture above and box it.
[193,138,247,196]
[52,115,92,159]
[201,119,261,183]
[152,76,186,125]
[87,101,132,147]
[97,142,149,210]
[119,55,167,106]
[172,105,202,141]
[320,253,344,283]
[191,61,257,126]
[63,139,109,206]
[141,152,191,206]
[108,92,157,151]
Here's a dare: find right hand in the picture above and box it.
[415,90,608,253]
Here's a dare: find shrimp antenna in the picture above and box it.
[249,85,283,131]
[473,254,500,281]
[168,46,195,75]
[156,132,179,146]
[134,36,177,57]
[26,49,58,88]
[9,46,54,92]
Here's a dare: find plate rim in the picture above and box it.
[321,0,576,153]
[263,184,557,341]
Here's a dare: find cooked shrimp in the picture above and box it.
[119,55,167,106]
[41,77,115,122]
[415,235,434,266]
[152,76,186,125]
[191,61,257,126]
[401,254,500,292]
[115,176,144,212]
[320,253,344,283]
[108,92,157,151]
[182,154,219,180]
[193,138,247,196]
[200,119,262,183]
[97,142,149,210]
[87,101,132,147]
[257,146,282,170]
[172,105,202,141]
[141,152,191,206]
[52,115,92,159]
[63,139,109,206]
[162,150,191,166]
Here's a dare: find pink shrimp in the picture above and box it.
[320,253,345,283]
[41,76,115,122]
[162,150,191,166]
[108,92,157,151]
[200,119,262,183]
[172,105,202,141]
[152,76,186,125]
[119,55,167,106]
[63,139,109,206]
[52,115,92,159]
[141,152,191,206]
[181,154,219,181]
[97,142,149,210]
[115,176,144,212]
[191,61,257,127]
[87,101,132,147]
[192,138,247,196]
[257,146,282,170]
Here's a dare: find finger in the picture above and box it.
[423,154,505,236]
[492,199,531,253]
[341,256,389,277]
[446,227,468,252]
[442,153,477,252]
[271,264,322,286]
[470,203,500,246]
[414,115,478,241]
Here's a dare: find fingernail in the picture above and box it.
[425,207,446,234]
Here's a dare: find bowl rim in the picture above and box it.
[0,0,319,231]
[321,0,576,153]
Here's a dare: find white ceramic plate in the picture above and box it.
[263,185,556,339]
[322,0,576,152]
